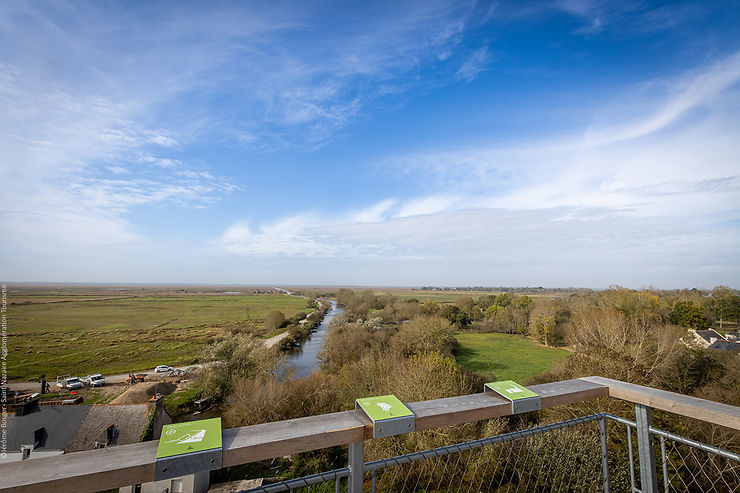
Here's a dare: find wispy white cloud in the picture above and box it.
[210,51,740,287]
[217,216,344,257]
[0,61,237,253]
[383,51,740,215]
[351,199,399,223]
[455,46,490,82]
[554,0,698,35]
[583,51,740,145]
[0,1,493,258]
[396,196,461,218]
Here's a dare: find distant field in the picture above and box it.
[375,289,562,303]
[6,293,310,381]
[454,332,569,384]
[377,290,505,303]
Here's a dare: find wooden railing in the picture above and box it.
[1,377,737,493]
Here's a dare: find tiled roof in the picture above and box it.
[6,406,90,453]
[65,404,152,452]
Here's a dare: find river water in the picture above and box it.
[283,299,343,378]
[184,296,340,421]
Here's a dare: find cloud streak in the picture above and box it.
[210,51,740,287]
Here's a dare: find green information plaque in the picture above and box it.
[356,395,415,438]
[155,417,223,480]
[484,380,541,414]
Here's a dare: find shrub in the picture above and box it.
[391,316,456,357]
[264,311,286,333]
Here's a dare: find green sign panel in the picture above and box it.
[356,395,414,422]
[156,417,222,459]
[485,381,539,400]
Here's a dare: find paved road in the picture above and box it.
[5,364,204,392]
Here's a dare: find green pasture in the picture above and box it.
[6,294,310,380]
[454,332,569,384]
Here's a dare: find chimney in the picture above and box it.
[147,393,164,411]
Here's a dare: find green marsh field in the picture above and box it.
[6,287,310,381]
[454,332,569,384]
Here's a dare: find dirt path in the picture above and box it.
[264,330,290,348]
[110,381,178,404]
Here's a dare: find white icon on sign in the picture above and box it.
[166,430,206,444]
[165,428,177,436]
[377,402,392,412]
[505,387,523,394]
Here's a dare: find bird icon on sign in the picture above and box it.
[377,402,392,412]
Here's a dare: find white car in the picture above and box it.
[155,365,175,373]
[81,374,106,387]
[57,377,83,390]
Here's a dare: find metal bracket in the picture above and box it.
[355,395,415,438]
[155,447,222,481]
[484,381,541,414]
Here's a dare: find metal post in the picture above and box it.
[627,426,636,492]
[635,404,658,493]
[348,441,364,493]
[660,436,668,493]
[599,417,610,493]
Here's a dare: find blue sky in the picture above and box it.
[1,0,739,288]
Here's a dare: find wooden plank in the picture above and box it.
[407,378,608,434]
[0,378,608,492]
[0,440,156,493]
[581,376,740,430]
[0,411,367,493]
[222,411,367,466]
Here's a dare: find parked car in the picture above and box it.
[57,377,83,390]
[155,365,175,373]
[81,374,106,387]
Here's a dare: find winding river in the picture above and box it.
[283,299,343,378]
[185,298,342,421]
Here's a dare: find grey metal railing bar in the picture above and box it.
[635,403,659,493]
[362,413,606,473]
[648,425,740,462]
[241,412,738,493]
[600,416,610,493]
[604,413,740,462]
[242,414,606,492]
[243,468,349,493]
[659,436,669,493]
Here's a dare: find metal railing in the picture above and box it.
[608,414,739,493]
[2,377,738,493]
[242,412,738,493]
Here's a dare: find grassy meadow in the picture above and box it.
[454,332,569,384]
[6,290,311,381]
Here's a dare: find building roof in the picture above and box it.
[7,403,158,456]
[6,406,91,453]
[65,404,152,452]
[708,340,740,353]
[695,330,724,343]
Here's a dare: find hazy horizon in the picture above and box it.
[2,1,739,288]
